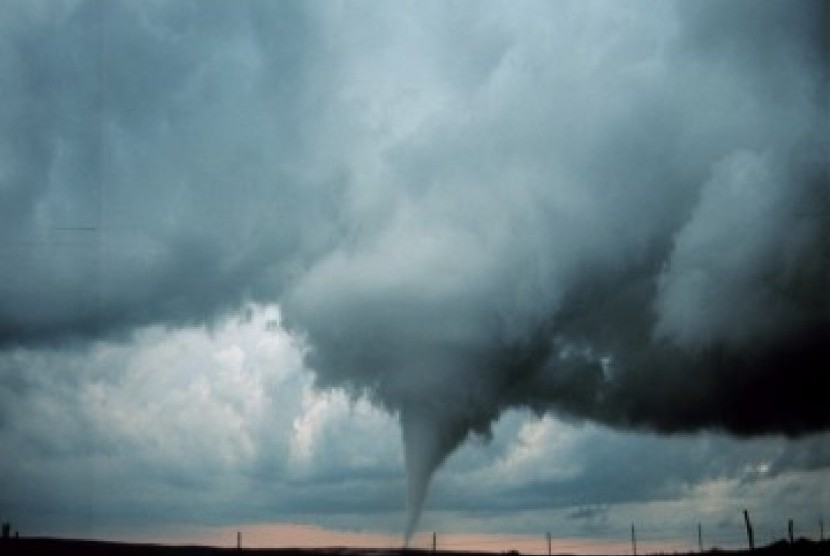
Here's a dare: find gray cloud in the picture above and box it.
[280,0,828,534]
[0,0,336,343]
[0,306,408,534]
[1,330,824,541]
[1,0,827,539]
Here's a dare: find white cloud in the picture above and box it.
[0,305,305,524]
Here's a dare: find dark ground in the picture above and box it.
[0,538,828,556]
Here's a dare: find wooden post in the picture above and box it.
[698,523,703,552]
[631,524,637,556]
[237,531,241,550]
[432,532,436,553]
[546,532,551,556]
[743,510,754,551]
[788,519,794,543]
[820,515,824,542]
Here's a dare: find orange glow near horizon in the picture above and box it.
[134,522,692,555]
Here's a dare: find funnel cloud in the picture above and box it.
[1,0,827,539]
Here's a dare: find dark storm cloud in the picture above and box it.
[0,0,336,344]
[1,0,827,537]
[276,1,828,532]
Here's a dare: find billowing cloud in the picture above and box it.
[0,305,408,535]
[280,0,828,534]
[0,0,334,343]
[1,318,826,545]
[1,0,827,539]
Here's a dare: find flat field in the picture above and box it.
[1,538,828,556]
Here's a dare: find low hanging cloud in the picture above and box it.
[1,0,827,539]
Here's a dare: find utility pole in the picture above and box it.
[546,532,551,556]
[788,519,794,544]
[743,510,755,551]
[631,524,637,556]
[698,523,703,552]
[432,532,436,553]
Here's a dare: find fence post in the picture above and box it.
[546,532,551,556]
[743,510,754,551]
[631,524,637,556]
[698,522,703,552]
[788,519,794,543]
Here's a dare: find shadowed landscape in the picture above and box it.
[2,538,829,556]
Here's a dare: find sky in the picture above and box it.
[0,0,828,552]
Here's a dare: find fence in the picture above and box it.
[396,513,827,555]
